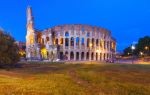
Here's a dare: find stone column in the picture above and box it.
[94,52,96,60]
[101,53,104,61]
[79,37,81,49]
[100,53,102,61]
[68,38,70,50]
[68,51,70,61]
[108,41,110,52]
[97,52,100,61]
[89,51,91,61]
[63,38,65,50]
[85,38,87,50]
[84,52,86,61]
[74,37,76,49]
[79,52,81,61]
[74,51,76,61]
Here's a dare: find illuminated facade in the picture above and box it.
[26,6,116,61]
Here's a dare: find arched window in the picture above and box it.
[104,53,106,60]
[81,52,84,60]
[96,39,99,46]
[65,32,69,37]
[76,37,79,46]
[46,37,49,43]
[38,38,41,43]
[70,37,74,46]
[70,52,74,60]
[81,38,85,46]
[107,41,109,49]
[104,41,106,49]
[76,52,79,60]
[65,51,68,60]
[91,52,94,60]
[56,39,58,45]
[92,38,94,47]
[30,39,34,44]
[87,38,90,47]
[60,38,63,45]
[86,32,90,37]
[65,38,69,46]
[96,53,98,60]
[42,38,44,44]
[86,52,89,60]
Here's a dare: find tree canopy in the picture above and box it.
[0,29,20,64]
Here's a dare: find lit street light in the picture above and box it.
[131,45,135,64]
[144,46,149,56]
[131,45,135,50]
[145,46,148,50]
[140,51,143,56]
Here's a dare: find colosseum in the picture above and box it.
[26,6,116,62]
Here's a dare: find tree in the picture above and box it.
[0,29,20,64]
[137,36,150,56]
[123,36,150,57]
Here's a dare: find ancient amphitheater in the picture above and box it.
[26,6,116,61]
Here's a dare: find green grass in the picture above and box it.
[0,63,150,95]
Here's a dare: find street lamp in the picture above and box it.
[145,46,148,50]
[145,46,149,56]
[140,51,143,56]
[131,45,135,64]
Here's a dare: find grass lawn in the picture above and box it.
[0,63,150,95]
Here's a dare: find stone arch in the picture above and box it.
[81,38,85,46]
[76,52,79,60]
[59,52,63,60]
[60,38,63,45]
[96,53,98,60]
[91,52,94,60]
[65,51,68,60]
[86,32,90,37]
[65,31,69,37]
[107,53,109,59]
[100,53,102,61]
[86,52,89,60]
[96,39,99,46]
[46,37,49,43]
[104,53,106,60]
[92,38,94,47]
[81,52,84,60]
[87,38,90,47]
[70,37,74,46]
[65,38,69,46]
[76,37,79,46]
[55,38,58,45]
[104,41,106,49]
[70,51,74,60]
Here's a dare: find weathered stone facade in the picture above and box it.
[26,6,116,61]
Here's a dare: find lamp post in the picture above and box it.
[131,45,135,64]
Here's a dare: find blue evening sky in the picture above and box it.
[0,0,150,51]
